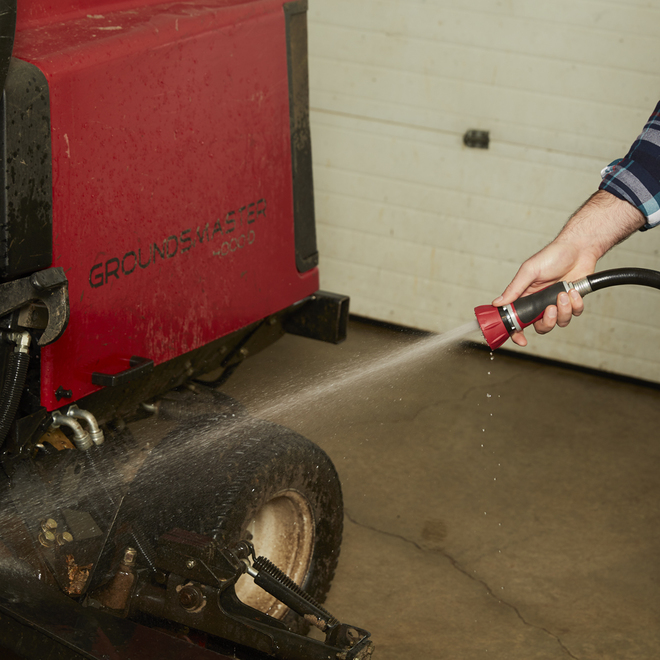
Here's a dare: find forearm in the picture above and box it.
[555,190,645,263]
[495,190,644,308]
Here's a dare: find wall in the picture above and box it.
[307,0,660,381]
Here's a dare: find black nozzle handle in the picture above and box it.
[481,267,660,350]
[512,268,660,329]
[507,281,569,328]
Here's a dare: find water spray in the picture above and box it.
[475,268,660,350]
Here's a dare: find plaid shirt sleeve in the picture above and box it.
[599,101,660,230]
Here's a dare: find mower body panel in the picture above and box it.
[11,0,318,410]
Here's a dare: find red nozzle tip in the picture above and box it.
[474,305,510,350]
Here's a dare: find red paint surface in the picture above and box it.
[14,0,318,410]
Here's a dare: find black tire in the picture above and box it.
[121,414,343,631]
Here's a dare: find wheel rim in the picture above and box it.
[234,489,315,618]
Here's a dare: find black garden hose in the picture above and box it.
[587,268,660,292]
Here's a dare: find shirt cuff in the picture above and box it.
[600,158,660,231]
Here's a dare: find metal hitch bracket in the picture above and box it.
[127,529,375,660]
[0,266,69,345]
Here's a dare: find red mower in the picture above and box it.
[0,0,372,657]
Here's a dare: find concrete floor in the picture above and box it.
[221,318,660,660]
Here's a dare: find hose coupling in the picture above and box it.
[566,277,593,298]
[52,411,93,451]
[3,331,31,354]
[66,405,104,445]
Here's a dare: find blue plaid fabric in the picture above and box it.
[600,102,660,230]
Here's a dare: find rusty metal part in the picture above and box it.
[65,554,93,596]
[39,427,75,450]
[93,547,138,612]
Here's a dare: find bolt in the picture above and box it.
[40,518,58,532]
[56,532,74,546]
[38,530,56,547]
[239,347,249,358]
[122,547,137,566]
[185,559,196,570]
[178,584,204,611]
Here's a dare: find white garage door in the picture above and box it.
[308,0,660,382]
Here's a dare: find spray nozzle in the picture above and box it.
[475,278,593,350]
[474,304,513,350]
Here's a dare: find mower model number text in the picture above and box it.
[88,199,266,288]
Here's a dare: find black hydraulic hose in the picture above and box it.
[587,268,660,292]
[0,350,29,448]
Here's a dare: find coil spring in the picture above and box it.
[253,555,339,627]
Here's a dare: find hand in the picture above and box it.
[493,191,645,346]
[493,241,592,346]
